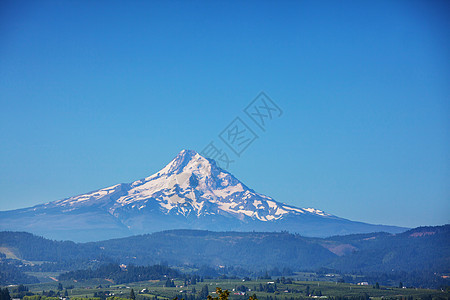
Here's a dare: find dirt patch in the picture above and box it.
[410,231,436,237]
[0,247,20,260]
[322,243,357,256]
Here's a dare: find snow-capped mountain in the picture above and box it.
[49,150,329,221]
[0,150,407,241]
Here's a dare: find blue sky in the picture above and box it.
[0,0,448,228]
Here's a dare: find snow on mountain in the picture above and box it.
[46,149,332,222]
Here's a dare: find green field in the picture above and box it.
[17,278,449,300]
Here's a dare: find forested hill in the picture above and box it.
[0,225,449,274]
[329,225,450,272]
[0,231,100,261]
[58,263,180,284]
[91,230,338,269]
[0,230,336,270]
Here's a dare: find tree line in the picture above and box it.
[59,263,180,284]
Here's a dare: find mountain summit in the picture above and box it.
[0,150,406,241]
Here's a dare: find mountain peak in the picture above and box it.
[176,149,199,160]
[158,149,216,176]
[168,149,199,173]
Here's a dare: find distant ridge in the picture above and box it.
[0,149,407,241]
[0,225,448,285]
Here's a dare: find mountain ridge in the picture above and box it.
[0,149,407,241]
[1,225,449,288]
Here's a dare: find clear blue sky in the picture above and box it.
[0,0,449,228]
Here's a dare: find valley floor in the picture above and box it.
[8,278,450,300]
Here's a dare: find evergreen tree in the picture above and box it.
[130,289,136,300]
[0,288,11,300]
[200,285,209,299]
[166,279,172,287]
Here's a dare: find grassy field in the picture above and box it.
[21,278,450,300]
